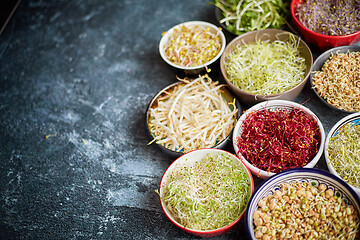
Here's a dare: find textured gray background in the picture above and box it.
[0,0,357,239]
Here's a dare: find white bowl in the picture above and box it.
[158,148,254,237]
[232,100,325,179]
[325,112,360,196]
[159,21,226,75]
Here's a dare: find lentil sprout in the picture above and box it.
[327,123,360,188]
[253,181,360,240]
[313,51,360,112]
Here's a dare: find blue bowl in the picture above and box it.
[245,168,360,239]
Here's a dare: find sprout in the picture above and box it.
[162,153,251,230]
[224,33,306,96]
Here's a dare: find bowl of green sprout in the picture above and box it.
[158,148,254,237]
[325,112,360,197]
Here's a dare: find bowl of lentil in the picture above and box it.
[245,168,360,240]
[291,0,360,50]
[325,112,360,197]
[158,148,254,237]
[159,21,226,76]
[146,74,241,158]
[232,100,325,179]
[220,29,312,106]
[311,45,360,113]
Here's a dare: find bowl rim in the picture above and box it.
[159,20,226,70]
[232,100,325,179]
[244,167,360,240]
[310,44,360,113]
[158,148,254,236]
[324,112,360,193]
[146,80,242,157]
[290,0,360,39]
[220,28,313,99]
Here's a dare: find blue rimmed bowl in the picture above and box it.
[245,168,360,239]
[325,112,360,196]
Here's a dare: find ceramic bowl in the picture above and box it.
[159,21,226,76]
[146,81,241,158]
[158,148,254,237]
[291,0,360,50]
[220,29,312,107]
[310,45,360,113]
[325,112,360,196]
[245,168,360,239]
[232,100,325,179]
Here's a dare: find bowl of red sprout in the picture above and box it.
[325,112,360,197]
[232,100,325,179]
[310,45,360,113]
[291,0,360,50]
[158,148,254,237]
[159,21,226,76]
[245,168,360,240]
[220,29,313,107]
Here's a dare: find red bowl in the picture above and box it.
[291,0,360,50]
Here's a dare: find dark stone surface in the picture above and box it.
[0,0,358,239]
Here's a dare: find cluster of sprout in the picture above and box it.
[327,122,360,188]
[312,51,360,112]
[225,33,306,96]
[213,0,289,35]
[148,75,238,153]
[162,153,251,230]
[163,24,223,67]
[253,181,360,240]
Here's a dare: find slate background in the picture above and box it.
[0,0,357,239]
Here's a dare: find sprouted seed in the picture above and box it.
[148,74,238,153]
[224,33,306,96]
[295,0,360,36]
[253,181,360,240]
[163,24,223,67]
[161,153,251,230]
[236,107,321,173]
[312,51,360,112]
[327,122,360,188]
[212,0,289,35]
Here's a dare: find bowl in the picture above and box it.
[291,0,360,50]
[146,76,241,158]
[310,45,360,113]
[220,29,313,107]
[232,100,325,179]
[325,112,360,196]
[245,168,360,240]
[158,148,254,237]
[159,21,226,76]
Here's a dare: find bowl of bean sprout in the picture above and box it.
[325,112,360,197]
[245,168,360,240]
[220,29,312,106]
[146,74,241,158]
[159,21,226,76]
[232,100,325,179]
[310,45,360,113]
[291,0,360,50]
[158,148,254,237]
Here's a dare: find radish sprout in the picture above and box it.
[148,74,238,153]
[162,152,251,230]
